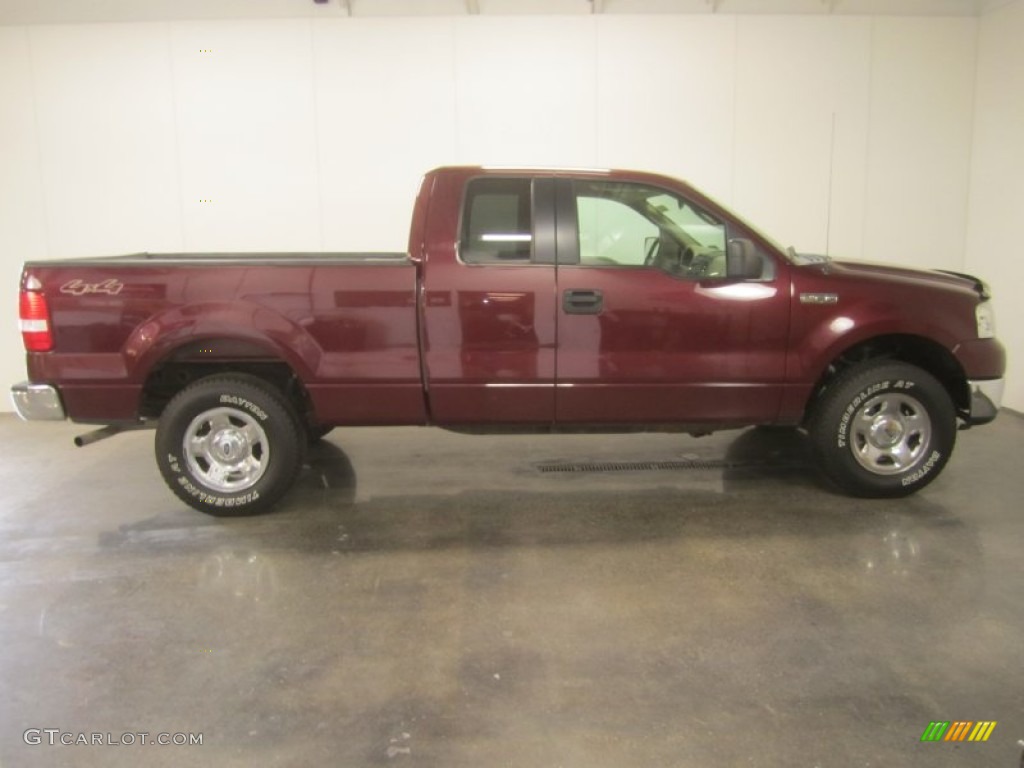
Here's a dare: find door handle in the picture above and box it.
[563,289,603,315]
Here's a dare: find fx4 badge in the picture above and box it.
[60,279,124,296]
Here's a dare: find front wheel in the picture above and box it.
[809,362,956,497]
[155,375,304,515]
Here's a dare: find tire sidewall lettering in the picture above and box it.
[836,380,891,448]
[218,394,269,422]
[901,449,942,487]
[176,474,261,507]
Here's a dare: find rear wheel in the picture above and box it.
[155,374,304,515]
[809,361,956,497]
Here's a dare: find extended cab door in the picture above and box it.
[420,173,558,425]
[554,177,790,425]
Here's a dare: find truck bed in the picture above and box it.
[22,251,424,425]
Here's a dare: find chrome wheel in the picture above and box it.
[183,406,270,492]
[850,393,932,476]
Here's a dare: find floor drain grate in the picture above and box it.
[537,459,734,474]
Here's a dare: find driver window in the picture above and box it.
[577,196,657,266]
[574,180,729,279]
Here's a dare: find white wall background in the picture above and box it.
[966,0,1024,413]
[0,9,1016,411]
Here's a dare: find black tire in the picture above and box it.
[808,361,956,497]
[155,374,304,515]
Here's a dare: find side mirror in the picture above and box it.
[726,238,763,280]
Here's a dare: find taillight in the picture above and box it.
[19,280,53,352]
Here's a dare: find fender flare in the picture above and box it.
[123,300,322,385]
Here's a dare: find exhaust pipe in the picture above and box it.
[74,425,126,447]
[74,422,151,447]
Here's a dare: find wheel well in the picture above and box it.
[807,335,969,421]
[139,340,314,424]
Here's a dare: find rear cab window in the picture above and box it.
[459,178,533,264]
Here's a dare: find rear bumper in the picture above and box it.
[966,378,1004,426]
[10,381,66,421]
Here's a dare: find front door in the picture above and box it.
[554,177,790,426]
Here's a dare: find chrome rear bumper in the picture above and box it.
[10,381,66,421]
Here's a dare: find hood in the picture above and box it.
[793,254,989,299]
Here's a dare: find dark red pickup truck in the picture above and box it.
[12,166,1006,514]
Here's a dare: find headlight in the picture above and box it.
[976,301,996,339]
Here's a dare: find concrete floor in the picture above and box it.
[0,412,1022,768]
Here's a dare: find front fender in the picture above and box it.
[789,284,976,386]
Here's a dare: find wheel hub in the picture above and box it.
[850,393,932,476]
[212,430,246,462]
[868,416,905,448]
